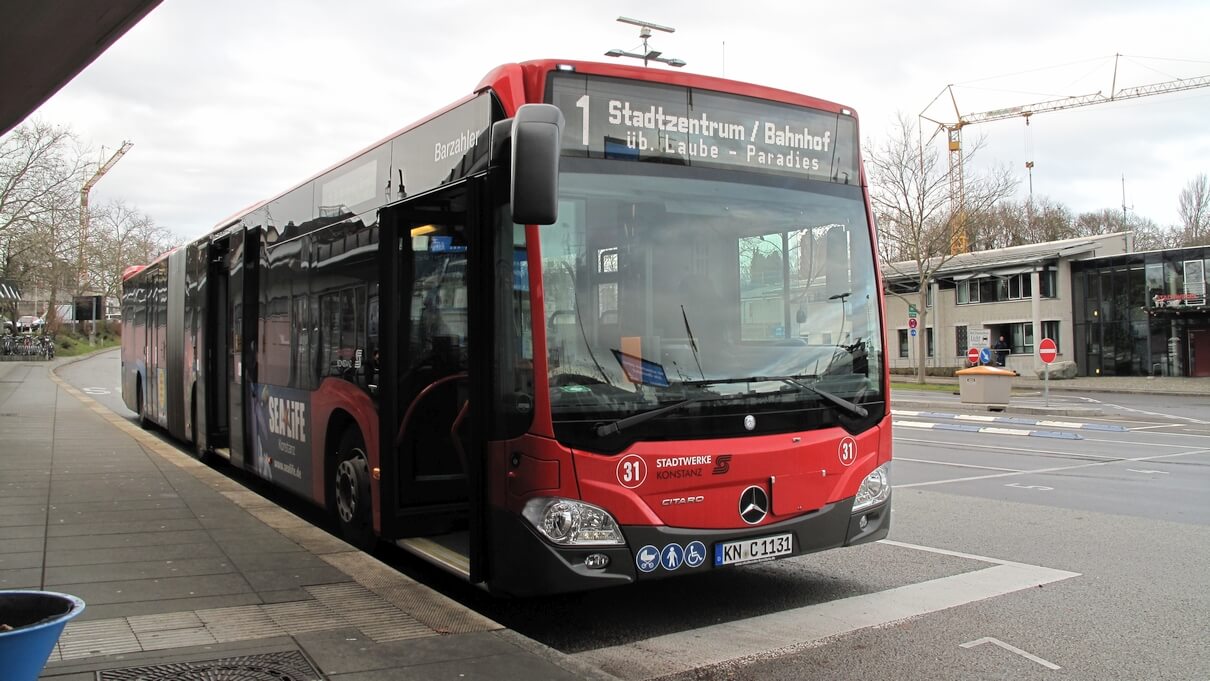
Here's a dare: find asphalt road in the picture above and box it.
[55,350,1210,680]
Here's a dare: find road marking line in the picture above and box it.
[895,437,1112,460]
[895,457,1023,472]
[1129,424,1184,431]
[1079,398,1210,425]
[893,410,1126,431]
[878,540,1036,567]
[898,447,1210,488]
[982,427,1030,436]
[961,636,1061,670]
[894,420,1081,440]
[573,545,1079,680]
[1080,436,1196,448]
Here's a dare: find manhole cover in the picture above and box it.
[96,651,323,680]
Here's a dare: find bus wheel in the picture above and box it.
[136,381,151,430]
[333,428,376,551]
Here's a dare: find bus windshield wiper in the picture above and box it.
[788,378,868,418]
[682,374,868,418]
[594,392,752,438]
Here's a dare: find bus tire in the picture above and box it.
[136,380,151,430]
[333,427,376,551]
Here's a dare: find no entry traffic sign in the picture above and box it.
[967,347,980,364]
[1038,337,1058,364]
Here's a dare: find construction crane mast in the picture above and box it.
[922,54,1210,253]
[78,140,133,290]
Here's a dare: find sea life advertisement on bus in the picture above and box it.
[549,73,859,184]
[251,382,313,497]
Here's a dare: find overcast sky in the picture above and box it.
[25,0,1210,242]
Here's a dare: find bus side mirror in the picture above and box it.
[510,104,563,226]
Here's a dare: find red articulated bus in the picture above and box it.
[121,59,891,596]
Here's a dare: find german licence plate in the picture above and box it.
[713,533,794,566]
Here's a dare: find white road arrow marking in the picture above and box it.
[961,636,1060,670]
[1005,482,1053,491]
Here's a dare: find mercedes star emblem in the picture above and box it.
[739,485,768,524]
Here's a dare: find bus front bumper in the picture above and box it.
[487,494,889,597]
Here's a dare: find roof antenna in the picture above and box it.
[605,17,686,68]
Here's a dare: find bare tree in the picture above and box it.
[1130,215,1181,252]
[866,112,1017,383]
[1023,196,1078,245]
[0,121,86,238]
[0,121,88,327]
[14,201,82,330]
[965,201,1026,251]
[1178,173,1209,246]
[1074,208,1126,236]
[965,196,1082,250]
[88,199,173,303]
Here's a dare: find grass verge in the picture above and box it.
[55,331,120,357]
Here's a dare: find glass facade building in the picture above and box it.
[1072,246,1210,377]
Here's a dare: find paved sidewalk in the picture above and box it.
[0,360,614,681]
[894,374,1210,396]
[890,374,1210,417]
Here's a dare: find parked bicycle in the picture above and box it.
[0,333,56,360]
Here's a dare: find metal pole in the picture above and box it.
[1044,364,1050,407]
[90,297,97,347]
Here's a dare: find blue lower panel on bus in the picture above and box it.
[250,382,313,497]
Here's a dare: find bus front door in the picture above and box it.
[380,185,476,538]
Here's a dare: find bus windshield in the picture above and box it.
[539,161,884,450]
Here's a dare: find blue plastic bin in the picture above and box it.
[0,590,86,681]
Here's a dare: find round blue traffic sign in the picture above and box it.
[684,541,706,568]
[636,545,659,573]
[660,543,684,570]
[979,347,992,365]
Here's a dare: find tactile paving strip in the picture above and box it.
[321,551,500,635]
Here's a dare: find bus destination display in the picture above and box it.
[549,73,858,184]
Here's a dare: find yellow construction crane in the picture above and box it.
[79,141,133,289]
[922,54,1210,253]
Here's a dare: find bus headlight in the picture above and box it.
[521,498,625,546]
[852,463,890,513]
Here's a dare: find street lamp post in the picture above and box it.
[605,16,686,68]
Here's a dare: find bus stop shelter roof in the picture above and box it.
[0,1,162,135]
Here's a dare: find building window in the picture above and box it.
[1007,273,1032,300]
[958,274,1034,304]
[925,283,934,308]
[926,327,935,357]
[898,329,909,358]
[1041,320,1060,352]
[956,280,981,304]
[1040,269,1057,298]
[1009,321,1034,356]
[955,325,968,356]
